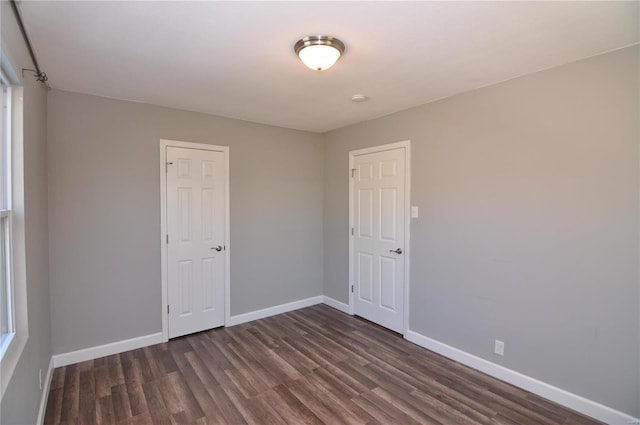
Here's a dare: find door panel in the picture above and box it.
[179,260,193,315]
[352,147,406,333]
[380,188,397,241]
[167,146,226,338]
[357,252,374,302]
[380,256,396,310]
[358,189,374,238]
[178,188,192,242]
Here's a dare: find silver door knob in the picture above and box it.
[211,245,223,251]
[390,248,403,254]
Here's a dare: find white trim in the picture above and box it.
[227,296,323,327]
[159,139,230,342]
[1,83,27,401]
[0,335,25,398]
[348,140,411,335]
[52,333,163,368]
[36,357,54,425]
[405,330,638,425]
[321,296,350,314]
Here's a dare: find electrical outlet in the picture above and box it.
[494,340,505,356]
[39,369,43,390]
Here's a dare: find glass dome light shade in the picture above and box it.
[294,36,345,71]
[298,44,342,71]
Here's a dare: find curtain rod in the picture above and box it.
[9,0,48,84]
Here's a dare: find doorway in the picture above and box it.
[349,141,410,334]
[160,139,230,340]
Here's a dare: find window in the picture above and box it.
[0,73,13,359]
[0,66,28,399]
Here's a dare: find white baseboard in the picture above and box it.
[226,295,324,327]
[52,296,328,367]
[322,296,350,314]
[52,333,163,368]
[36,357,54,425]
[405,330,638,425]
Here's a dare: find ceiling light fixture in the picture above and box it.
[294,35,345,71]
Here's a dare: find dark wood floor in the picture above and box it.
[44,304,602,425]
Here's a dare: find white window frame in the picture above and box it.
[0,62,28,400]
[0,72,14,358]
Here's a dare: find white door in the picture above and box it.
[166,146,226,338]
[352,146,407,333]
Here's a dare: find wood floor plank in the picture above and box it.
[286,377,353,425]
[301,373,370,425]
[155,374,184,416]
[94,366,111,399]
[274,337,321,373]
[168,351,213,422]
[158,348,180,375]
[224,367,260,399]
[131,349,155,384]
[204,379,248,424]
[51,366,66,390]
[78,369,97,424]
[108,354,126,387]
[111,383,133,422]
[97,395,116,425]
[408,386,496,425]
[268,384,325,425]
[280,334,336,369]
[186,340,224,387]
[226,340,284,388]
[141,381,171,425]
[119,352,137,383]
[351,391,420,425]
[59,364,79,424]
[246,324,279,349]
[124,381,146,417]
[167,370,206,423]
[242,395,288,425]
[45,305,604,425]
[215,339,272,394]
[233,330,303,382]
[44,387,64,425]
[358,388,426,425]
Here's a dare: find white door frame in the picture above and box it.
[159,139,230,342]
[348,140,411,336]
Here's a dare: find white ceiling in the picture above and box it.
[19,1,639,133]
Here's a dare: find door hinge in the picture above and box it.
[351,168,356,178]
[167,305,170,314]
[165,161,173,173]
[351,227,354,236]
[351,285,354,293]
[166,234,169,244]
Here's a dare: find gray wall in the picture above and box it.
[47,90,324,355]
[324,46,640,416]
[0,2,52,424]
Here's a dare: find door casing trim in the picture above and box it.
[159,139,230,342]
[348,140,411,336]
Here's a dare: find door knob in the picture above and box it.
[211,245,223,251]
[390,248,403,254]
